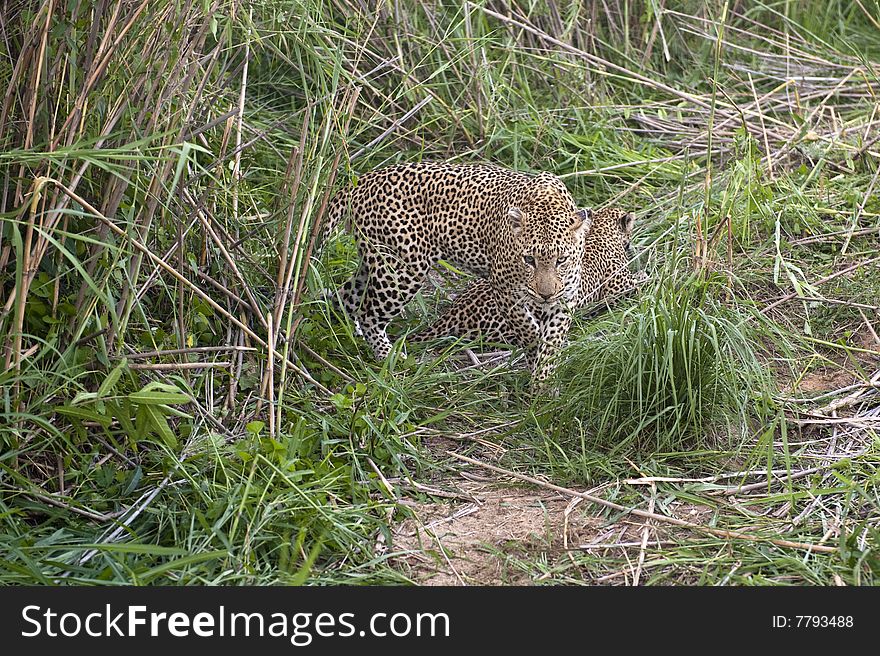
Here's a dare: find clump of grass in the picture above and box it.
[544,269,772,454]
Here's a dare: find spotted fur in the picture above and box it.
[410,207,644,353]
[324,162,590,382]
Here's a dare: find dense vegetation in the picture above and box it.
[1,0,878,584]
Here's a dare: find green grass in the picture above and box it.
[545,269,773,455]
[1,0,879,585]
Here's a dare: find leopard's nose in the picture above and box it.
[539,291,553,300]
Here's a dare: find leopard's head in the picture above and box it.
[582,207,642,302]
[509,200,592,305]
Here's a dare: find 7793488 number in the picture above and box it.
[796,616,853,628]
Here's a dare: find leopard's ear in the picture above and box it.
[573,208,592,236]
[508,206,524,235]
[620,211,636,237]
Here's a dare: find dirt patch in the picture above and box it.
[390,473,703,585]
[857,327,880,353]
[388,434,710,585]
[769,325,879,399]
[392,480,602,585]
[796,368,854,394]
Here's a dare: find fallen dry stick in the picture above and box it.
[446,451,836,555]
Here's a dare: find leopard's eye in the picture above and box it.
[523,255,536,267]
[556,256,567,266]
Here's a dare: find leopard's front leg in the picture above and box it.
[530,303,573,386]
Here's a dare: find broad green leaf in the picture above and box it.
[143,404,178,449]
[56,405,112,427]
[128,390,190,405]
[70,391,98,406]
[98,358,127,398]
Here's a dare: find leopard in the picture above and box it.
[323,161,591,382]
[409,207,646,356]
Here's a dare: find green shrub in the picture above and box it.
[546,270,772,454]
